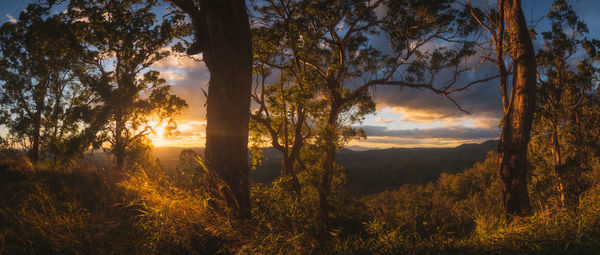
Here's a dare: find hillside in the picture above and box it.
[152,140,498,195]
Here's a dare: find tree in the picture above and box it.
[253,0,493,233]
[531,0,600,207]
[467,0,537,215]
[69,0,187,170]
[0,3,87,162]
[168,0,253,219]
[249,26,322,195]
[495,0,537,215]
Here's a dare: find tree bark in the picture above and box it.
[498,0,536,215]
[319,101,340,235]
[282,153,301,194]
[198,0,253,219]
[169,0,252,219]
[114,114,126,171]
[29,110,42,162]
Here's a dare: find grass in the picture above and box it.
[1,151,600,254]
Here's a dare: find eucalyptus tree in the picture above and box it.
[0,3,88,162]
[253,0,494,231]
[249,26,323,195]
[497,0,538,216]
[68,0,187,170]
[531,0,600,206]
[167,0,253,219]
[467,0,538,215]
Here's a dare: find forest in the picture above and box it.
[1,0,600,254]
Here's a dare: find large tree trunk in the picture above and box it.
[199,0,253,219]
[498,0,536,215]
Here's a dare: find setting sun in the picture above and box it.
[147,120,206,148]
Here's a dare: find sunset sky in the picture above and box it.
[2,0,600,149]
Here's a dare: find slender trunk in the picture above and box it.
[200,0,253,219]
[51,85,64,161]
[497,0,509,114]
[29,110,42,162]
[280,85,300,194]
[552,122,565,206]
[282,153,301,194]
[114,116,126,171]
[284,106,305,195]
[319,102,340,235]
[498,0,536,215]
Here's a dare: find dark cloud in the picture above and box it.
[369,62,504,123]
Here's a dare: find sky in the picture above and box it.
[1,0,600,150]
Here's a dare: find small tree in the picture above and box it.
[0,3,88,162]
[531,0,600,207]
[249,26,325,195]
[69,0,187,170]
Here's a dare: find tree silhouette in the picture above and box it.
[69,0,187,170]
[0,3,87,162]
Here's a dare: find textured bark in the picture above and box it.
[498,0,536,215]
[174,0,253,219]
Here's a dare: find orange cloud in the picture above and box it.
[390,107,460,123]
[375,117,393,123]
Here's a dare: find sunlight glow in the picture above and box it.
[147,120,206,148]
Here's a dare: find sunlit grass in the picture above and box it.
[2,151,600,254]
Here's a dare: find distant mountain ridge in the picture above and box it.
[153,140,498,195]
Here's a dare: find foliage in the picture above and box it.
[0,3,90,161]
[3,0,600,254]
[530,0,600,208]
[66,0,188,168]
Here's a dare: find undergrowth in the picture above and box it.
[1,151,600,254]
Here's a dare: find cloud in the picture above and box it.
[151,54,210,121]
[375,117,393,123]
[160,71,186,81]
[6,14,16,23]
[347,124,499,149]
[367,60,504,132]
[347,137,482,150]
[359,125,499,140]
